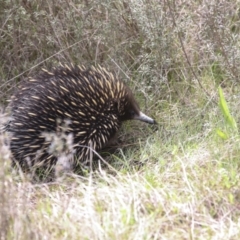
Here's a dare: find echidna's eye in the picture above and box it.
[130,110,135,117]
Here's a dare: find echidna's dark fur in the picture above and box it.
[6,64,155,172]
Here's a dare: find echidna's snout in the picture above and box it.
[133,111,156,124]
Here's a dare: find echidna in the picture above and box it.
[6,64,156,172]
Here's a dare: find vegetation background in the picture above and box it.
[1,0,240,239]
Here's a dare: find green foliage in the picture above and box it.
[217,87,238,140]
[218,87,237,130]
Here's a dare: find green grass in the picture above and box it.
[1,0,240,239]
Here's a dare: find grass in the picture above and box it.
[1,97,240,239]
[1,0,240,239]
